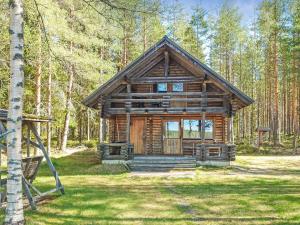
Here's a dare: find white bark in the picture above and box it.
[5,0,25,223]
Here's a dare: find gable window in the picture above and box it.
[157,83,167,92]
[172,83,183,92]
[183,119,214,139]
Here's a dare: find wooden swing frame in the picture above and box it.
[0,109,64,210]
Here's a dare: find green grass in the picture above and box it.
[1,150,300,225]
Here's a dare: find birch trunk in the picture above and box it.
[4,0,25,223]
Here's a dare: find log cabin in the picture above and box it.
[83,36,254,168]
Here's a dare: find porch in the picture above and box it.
[97,142,236,163]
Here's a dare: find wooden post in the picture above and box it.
[126,84,131,144]
[201,82,207,143]
[227,115,234,144]
[231,115,234,144]
[87,109,90,141]
[201,112,206,143]
[27,121,64,194]
[26,126,30,157]
[164,51,169,77]
[99,111,103,143]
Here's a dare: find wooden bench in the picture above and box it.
[0,156,44,208]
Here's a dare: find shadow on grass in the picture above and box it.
[232,165,300,176]
[1,151,300,225]
[38,150,128,177]
[8,177,296,224]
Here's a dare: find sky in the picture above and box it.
[166,0,264,26]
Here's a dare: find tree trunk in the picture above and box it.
[47,56,52,155]
[60,5,75,152]
[4,0,25,223]
[60,61,74,152]
[272,4,280,146]
[34,21,42,155]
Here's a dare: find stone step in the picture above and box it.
[131,156,197,171]
[131,167,196,172]
[132,161,196,164]
[134,156,195,160]
[132,164,196,168]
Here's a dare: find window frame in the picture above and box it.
[172,82,184,92]
[182,119,214,140]
[164,120,181,139]
[157,83,168,93]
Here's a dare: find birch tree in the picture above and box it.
[4,0,25,223]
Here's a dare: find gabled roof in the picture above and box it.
[83,36,254,108]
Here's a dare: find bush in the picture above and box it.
[83,140,98,148]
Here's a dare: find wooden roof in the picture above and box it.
[83,36,254,109]
[0,109,51,122]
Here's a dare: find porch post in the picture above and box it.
[98,101,105,143]
[126,113,131,144]
[126,84,131,144]
[201,81,207,143]
[231,115,234,144]
[227,115,234,144]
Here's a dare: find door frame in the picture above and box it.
[130,117,146,155]
[162,118,182,155]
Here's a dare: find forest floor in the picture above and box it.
[0,150,300,225]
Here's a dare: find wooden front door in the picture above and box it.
[130,118,145,154]
[163,120,181,155]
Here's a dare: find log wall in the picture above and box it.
[108,114,226,155]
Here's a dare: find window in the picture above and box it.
[165,121,180,138]
[183,120,201,138]
[172,83,183,92]
[204,120,214,139]
[183,119,214,139]
[157,83,167,92]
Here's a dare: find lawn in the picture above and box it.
[0,150,299,225]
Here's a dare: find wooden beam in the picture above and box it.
[201,112,206,143]
[26,121,64,194]
[112,92,225,97]
[108,97,223,103]
[108,107,226,114]
[130,54,164,79]
[201,82,207,143]
[126,84,131,144]
[164,51,169,77]
[130,76,202,84]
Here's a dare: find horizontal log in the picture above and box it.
[108,97,223,103]
[107,107,226,114]
[111,92,225,97]
[129,76,203,83]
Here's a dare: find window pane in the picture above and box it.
[183,120,201,138]
[165,121,180,138]
[205,120,213,139]
[157,83,167,92]
[172,83,183,92]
